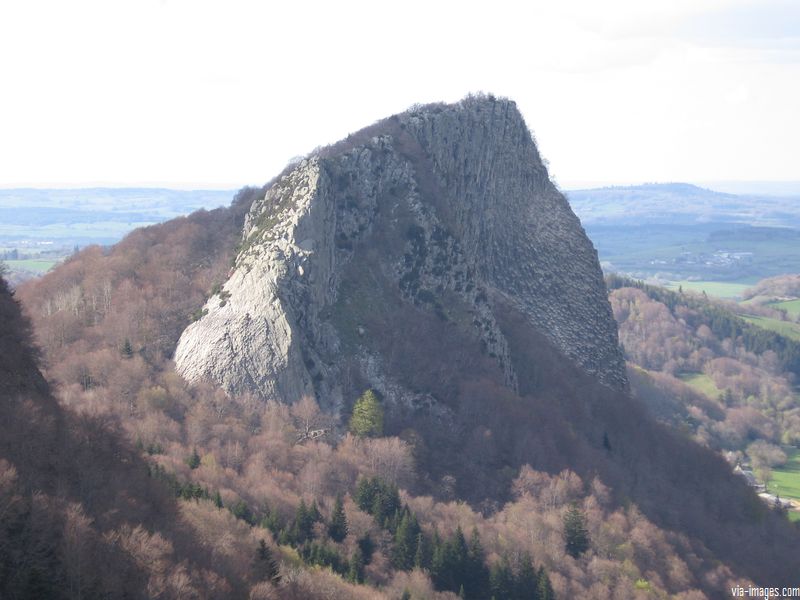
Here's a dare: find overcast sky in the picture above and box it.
[1,0,798,189]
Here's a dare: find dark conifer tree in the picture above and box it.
[309,499,322,523]
[431,526,471,595]
[355,476,375,512]
[260,508,280,535]
[253,539,280,583]
[414,532,430,570]
[563,504,590,558]
[292,499,315,544]
[537,566,554,600]
[451,526,469,591]
[489,556,514,600]
[328,494,348,542]
[466,527,490,599]
[431,533,446,589]
[348,547,365,584]
[357,534,375,565]
[392,510,421,570]
[516,553,539,600]
[185,448,200,470]
[230,499,253,524]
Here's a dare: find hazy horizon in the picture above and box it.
[3,179,800,197]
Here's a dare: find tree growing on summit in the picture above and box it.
[349,389,384,437]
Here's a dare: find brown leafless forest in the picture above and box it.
[2,195,799,599]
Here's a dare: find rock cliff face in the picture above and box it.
[174,96,627,410]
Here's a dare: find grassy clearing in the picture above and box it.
[764,448,800,522]
[768,298,800,318]
[663,280,751,299]
[3,258,60,273]
[677,372,722,398]
[740,315,800,341]
[767,448,800,500]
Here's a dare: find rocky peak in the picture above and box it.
[174,95,627,411]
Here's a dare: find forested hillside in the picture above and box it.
[743,274,800,305]
[607,276,800,478]
[6,184,798,598]
[1,272,255,598]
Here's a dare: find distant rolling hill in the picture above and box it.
[566,183,800,282]
[0,187,237,283]
[0,187,236,242]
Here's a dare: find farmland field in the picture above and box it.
[740,315,800,341]
[769,449,800,500]
[767,448,800,521]
[769,298,800,318]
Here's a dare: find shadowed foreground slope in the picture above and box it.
[0,275,247,598]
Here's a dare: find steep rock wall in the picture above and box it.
[400,99,626,388]
[174,96,627,406]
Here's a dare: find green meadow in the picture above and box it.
[740,315,800,341]
[768,298,800,318]
[767,448,800,521]
[3,258,60,274]
[677,372,722,398]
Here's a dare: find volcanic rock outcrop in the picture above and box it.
[174,96,626,411]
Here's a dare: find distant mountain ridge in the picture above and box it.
[565,183,800,281]
[567,182,800,228]
[0,187,235,242]
[570,182,730,195]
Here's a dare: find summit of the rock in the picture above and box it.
[174,95,627,410]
